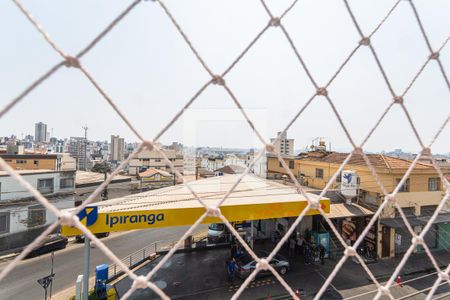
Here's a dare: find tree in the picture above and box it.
[91,161,111,178]
[91,161,111,199]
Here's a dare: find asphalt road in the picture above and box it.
[0,225,207,300]
[114,245,450,300]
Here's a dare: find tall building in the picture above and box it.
[110,135,124,162]
[34,122,47,143]
[270,131,294,155]
[68,137,88,170]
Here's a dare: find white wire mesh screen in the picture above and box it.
[0,0,449,299]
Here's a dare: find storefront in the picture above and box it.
[322,203,376,258]
[379,213,450,257]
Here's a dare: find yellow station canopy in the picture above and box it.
[61,174,330,236]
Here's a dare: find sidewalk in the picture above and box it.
[367,250,449,280]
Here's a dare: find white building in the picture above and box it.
[270,131,294,156]
[0,169,76,202]
[128,146,184,175]
[0,197,74,240]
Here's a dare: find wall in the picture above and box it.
[59,155,77,171]
[266,156,298,178]
[3,158,56,170]
[0,171,75,201]
[129,149,184,174]
[0,196,75,253]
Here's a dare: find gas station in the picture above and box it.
[61,175,330,299]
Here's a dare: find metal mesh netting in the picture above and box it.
[0,0,449,299]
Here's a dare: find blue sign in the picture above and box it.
[343,173,353,184]
[78,206,98,227]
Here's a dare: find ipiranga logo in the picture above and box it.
[106,213,165,228]
[78,206,98,227]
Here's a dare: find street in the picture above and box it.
[114,246,450,300]
[0,225,206,300]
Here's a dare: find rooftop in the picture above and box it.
[68,174,327,214]
[138,168,172,178]
[214,164,246,174]
[75,171,131,187]
[0,169,58,176]
[295,151,434,170]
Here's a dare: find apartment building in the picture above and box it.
[269,131,294,155]
[110,135,125,162]
[68,137,88,170]
[128,147,184,175]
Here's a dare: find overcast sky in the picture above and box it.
[0,0,448,153]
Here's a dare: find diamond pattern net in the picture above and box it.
[0,0,449,299]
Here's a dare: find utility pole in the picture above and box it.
[82,125,88,171]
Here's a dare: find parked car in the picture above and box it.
[207,223,228,243]
[26,234,68,258]
[75,232,110,243]
[235,250,290,279]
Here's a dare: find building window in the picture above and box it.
[395,206,415,217]
[28,205,46,228]
[396,178,409,192]
[142,158,149,162]
[315,168,324,179]
[0,212,10,234]
[16,159,26,164]
[428,178,440,191]
[421,205,438,216]
[60,178,74,189]
[34,160,39,166]
[37,178,54,194]
[154,159,161,162]
[289,160,294,169]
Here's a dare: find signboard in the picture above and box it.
[61,199,330,236]
[37,274,54,289]
[341,170,358,198]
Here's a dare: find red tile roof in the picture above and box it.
[297,152,433,170]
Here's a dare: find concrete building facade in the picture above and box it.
[128,147,184,175]
[34,122,47,143]
[270,131,294,156]
[0,154,76,172]
[68,137,88,170]
[110,135,125,162]
[0,169,76,202]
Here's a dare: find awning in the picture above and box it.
[61,174,330,236]
[381,213,450,228]
[380,217,423,228]
[418,213,450,225]
[325,203,374,219]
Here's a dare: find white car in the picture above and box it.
[207,223,228,243]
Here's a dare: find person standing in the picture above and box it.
[304,244,311,265]
[289,236,296,258]
[319,243,325,265]
[226,257,236,282]
[297,234,304,256]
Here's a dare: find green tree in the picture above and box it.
[91,161,111,179]
[91,161,111,200]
